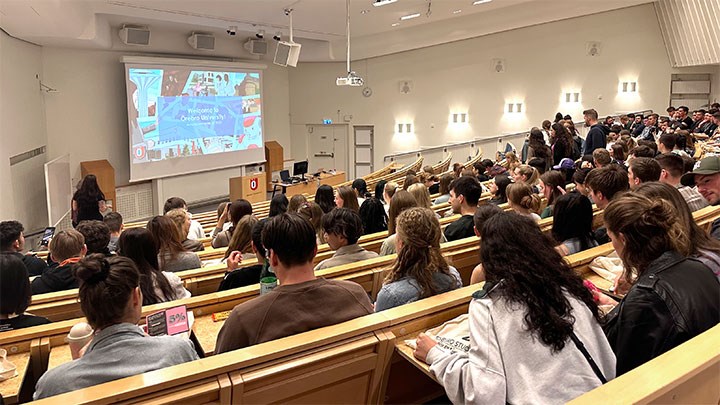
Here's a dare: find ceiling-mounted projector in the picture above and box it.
[336,71,364,86]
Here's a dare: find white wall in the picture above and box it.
[40,47,291,203]
[712,65,720,104]
[289,4,675,171]
[0,31,48,231]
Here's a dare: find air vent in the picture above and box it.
[9,146,46,166]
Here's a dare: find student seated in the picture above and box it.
[414,212,616,403]
[335,186,360,212]
[116,228,190,304]
[375,208,461,311]
[146,216,202,273]
[218,220,269,291]
[602,194,720,376]
[103,212,123,253]
[269,194,289,217]
[211,199,253,248]
[444,176,482,241]
[31,229,86,294]
[352,178,370,207]
[76,220,112,256]
[552,192,599,256]
[210,202,231,238]
[585,164,630,243]
[33,255,198,399]
[0,220,48,276]
[0,254,51,332]
[314,184,336,214]
[314,208,378,270]
[538,170,566,219]
[506,182,541,221]
[635,182,720,280]
[163,197,204,239]
[166,209,204,252]
[287,194,307,213]
[469,204,504,284]
[380,190,418,256]
[214,213,373,352]
[298,202,326,244]
[432,174,454,205]
[223,215,258,261]
[358,197,388,235]
[487,174,511,205]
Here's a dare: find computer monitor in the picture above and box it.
[293,160,309,179]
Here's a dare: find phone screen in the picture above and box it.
[39,227,56,248]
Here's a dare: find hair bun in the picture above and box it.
[74,254,111,285]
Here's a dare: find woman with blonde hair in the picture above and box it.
[224,215,259,260]
[375,207,461,311]
[380,190,417,256]
[511,165,540,189]
[503,151,520,172]
[506,183,541,221]
[335,185,360,212]
[407,183,433,210]
[165,208,204,252]
[602,194,719,375]
[298,202,326,244]
[146,216,201,273]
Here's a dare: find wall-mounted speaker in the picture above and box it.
[118,25,150,46]
[244,39,268,55]
[188,33,215,51]
[273,41,302,67]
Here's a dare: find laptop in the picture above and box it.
[279,169,291,183]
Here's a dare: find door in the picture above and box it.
[354,126,374,178]
[307,125,348,174]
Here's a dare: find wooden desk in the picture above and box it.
[271,171,346,196]
[193,314,225,356]
[0,352,30,404]
[394,332,436,382]
[47,344,72,371]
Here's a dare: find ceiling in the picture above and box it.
[0,0,655,61]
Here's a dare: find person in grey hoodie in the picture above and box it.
[34,255,198,399]
[414,212,615,404]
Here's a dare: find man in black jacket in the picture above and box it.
[582,108,607,156]
[0,220,49,276]
[31,229,86,294]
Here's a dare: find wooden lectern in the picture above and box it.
[80,160,116,210]
[265,141,283,189]
[230,172,267,203]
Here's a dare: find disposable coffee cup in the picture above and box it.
[66,322,94,360]
[259,276,278,295]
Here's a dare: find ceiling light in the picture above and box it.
[473,0,492,4]
[373,0,398,6]
[391,22,400,27]
[400,13,421,20]
[453,9,462,14]
[360,9,370,14]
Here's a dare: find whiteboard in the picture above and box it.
[45,154,72,226]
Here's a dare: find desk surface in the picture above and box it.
[47,344,72,371]
[394,332,436,382]
[193,314,225,356]
[0,351,30,404]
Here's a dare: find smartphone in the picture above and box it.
[38,227,56,250]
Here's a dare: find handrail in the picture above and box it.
[383,109,655,162]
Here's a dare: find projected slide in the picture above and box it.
[128,68,262,164]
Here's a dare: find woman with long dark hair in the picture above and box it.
[72,175,106,227]
[116,228,190,305]
[551,122,574,164]
[335,185,360,212]
[33,255,198,399]
[414,212,615,403]
[268,194,289,217]
[539,170,566,218]
[552,192,598,256]
[602,194,719,375]
[314,184,336,214]
[433,174,454,205]
[375,208,460,311]
[488,174,511,205]
[358,197,388,235]
[526,128,552,171]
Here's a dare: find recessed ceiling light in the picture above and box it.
[473,0,492,4]
[391,22,400,27]
[453,9,462,14]
[400,13,421,20]
[360,9,370,14]
[373,0,398,6]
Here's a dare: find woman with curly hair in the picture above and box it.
[551,122,575,163]
[375,208,461,311]
[414,211,615,403]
